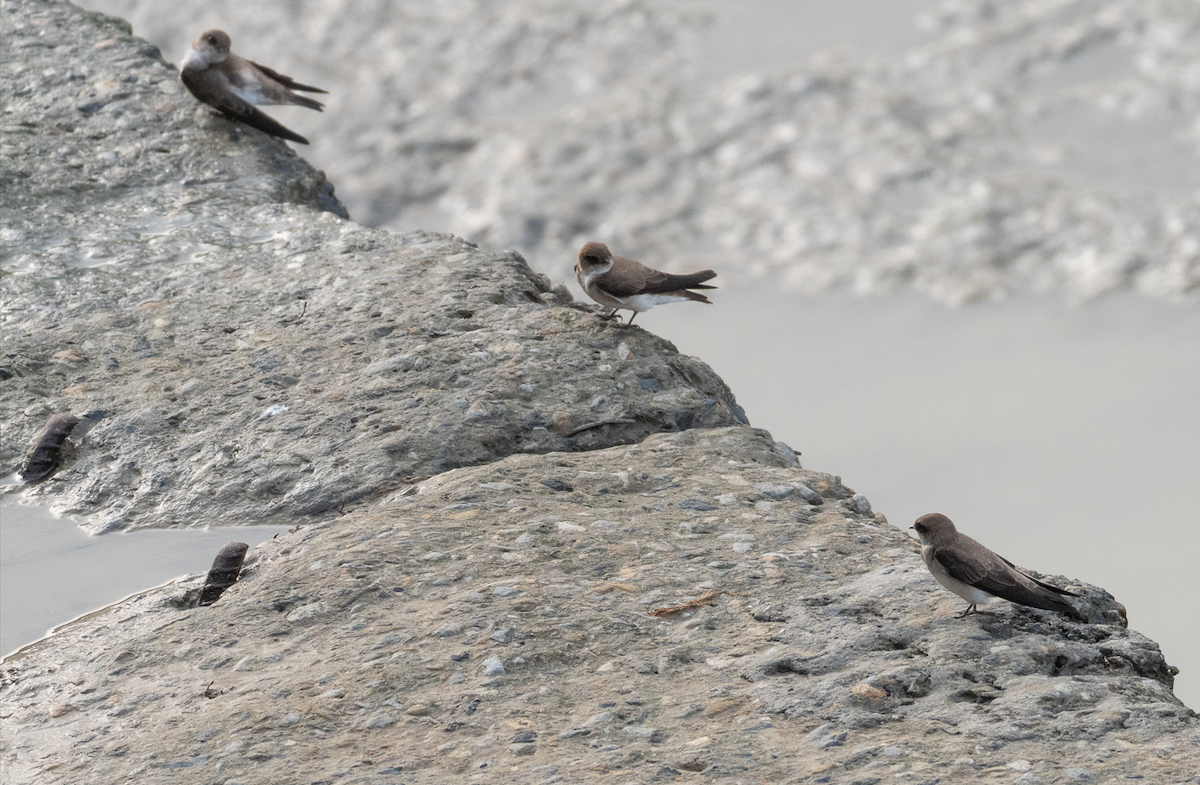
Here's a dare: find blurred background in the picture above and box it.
[40,0,1200,706]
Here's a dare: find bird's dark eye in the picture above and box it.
[583,255,597,263]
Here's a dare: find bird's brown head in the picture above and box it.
[193,29,232,61]
[912,513,956,544]
[577,241,613,272]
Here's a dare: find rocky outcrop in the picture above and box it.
[1,1,346,240]
[1,3,1196,784]
[2,427,1194,784]
[2,211,746,532]
[1,0,746,533]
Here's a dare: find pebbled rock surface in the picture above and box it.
[0,0,746,533]
[1,0,347,258]
[1,4,1197,784]
[1,216,745,533]
[2,427,1196,784]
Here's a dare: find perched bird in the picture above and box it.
[180,29,326,145]
[575,241,716,325]
[912,513,1082,620]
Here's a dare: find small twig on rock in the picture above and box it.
[563,417,636,438]
[649,590,749,618]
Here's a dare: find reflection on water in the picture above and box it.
[653,287,1200,709]
[0,498,289,657]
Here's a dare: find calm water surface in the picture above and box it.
[0,498,288,656]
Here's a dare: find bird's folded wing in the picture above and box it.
[600,257,716,297]
[937,550,1076,609]
[934,548,993,587]
[247,60,328,93]
[182,68,310,144]
[999,556,1079,597]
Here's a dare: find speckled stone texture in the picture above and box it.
[1,0,746,533]
[2,427,1196,784]
[2,213,747,533]
[1,3,1197,784]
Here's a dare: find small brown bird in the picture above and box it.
[912,513,1082,620]
[575,241,716,325]
[180,29,326,145]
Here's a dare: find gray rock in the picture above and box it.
[1,6,1198,785]
[804,723,847,749]
[0,1,744,534]
[623,726,664,743]
[793,483,823,505]
[4,425,1197,783]
[775,441,801,468]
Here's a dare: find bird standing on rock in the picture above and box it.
[180,29,327,145]
[912,513,1083,620]
[575,241,717,325]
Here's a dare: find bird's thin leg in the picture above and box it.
[626,312,638,326]
[956,604,979,618]
[599,309,621,322]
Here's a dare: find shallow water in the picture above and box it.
[651,288,1200,709]
[0,498,289,657]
